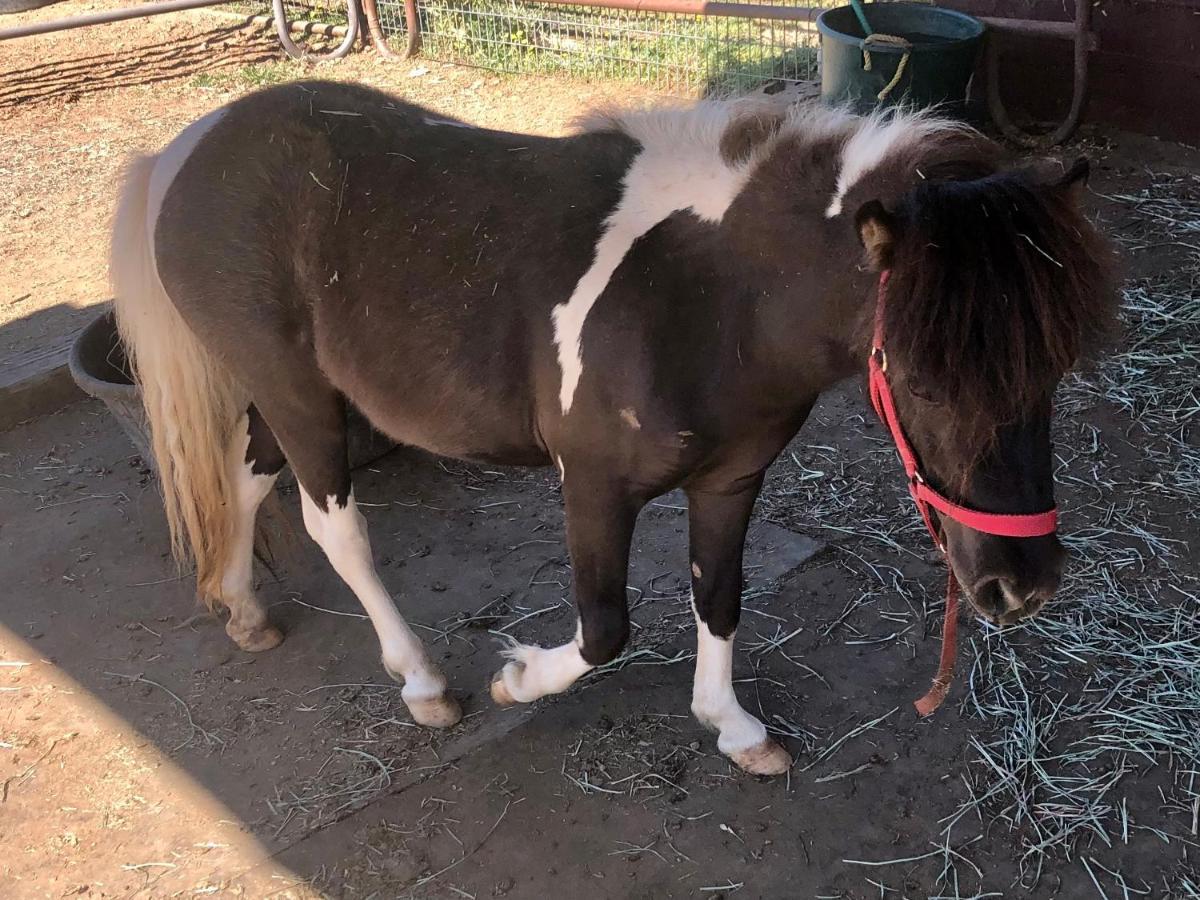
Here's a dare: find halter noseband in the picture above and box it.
[867,271,1058,715]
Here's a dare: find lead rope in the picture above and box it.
[914,573,960,716]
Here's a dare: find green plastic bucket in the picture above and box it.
[816,3,985,112]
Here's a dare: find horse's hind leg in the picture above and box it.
[687,480,791,776]
[258,386,461,729]
[218,405,286,652]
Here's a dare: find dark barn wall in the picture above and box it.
[943,0,1200,145]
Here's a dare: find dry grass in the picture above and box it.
[561,713,694,802]
[266,682,465,837]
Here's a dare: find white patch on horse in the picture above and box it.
[690,601,768,754]
[555,454,566,481]
[553,103,762,414]
[495,622,591,703]
[691,561,703,580]
[619,407,642,430]
[218,415,280,649]
[298,487,454,722]
[824,110,969,218]
[146,107,228,265]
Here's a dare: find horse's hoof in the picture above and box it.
[490,670,517,707]
[229,624,284,653]
[730,739,792,776]
[408,694,462,728]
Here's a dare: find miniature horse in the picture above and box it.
[111,81,1116,774]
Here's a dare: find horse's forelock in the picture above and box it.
[883,169,1120,457]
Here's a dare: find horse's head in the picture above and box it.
[855,159,1118,624]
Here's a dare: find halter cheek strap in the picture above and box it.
[867,271,1058,715]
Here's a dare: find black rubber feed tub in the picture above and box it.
[0,0,63,13]
[817,3,985,113]
[69,310,394,474]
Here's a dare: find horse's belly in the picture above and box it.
[342,376,548,468]
[314,296,549,467]
[374,413,549,467]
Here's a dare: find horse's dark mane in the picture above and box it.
[883,166,1120,457]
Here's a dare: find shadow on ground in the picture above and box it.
[0,20,279,112]
[0,354,994,897]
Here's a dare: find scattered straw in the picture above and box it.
[105,671,225,753]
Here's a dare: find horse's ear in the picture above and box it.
[1057,156,1090,205]
[855,200,897,271]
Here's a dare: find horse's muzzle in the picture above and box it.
[960,533,1067,625]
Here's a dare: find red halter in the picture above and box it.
[867,271,1059,715]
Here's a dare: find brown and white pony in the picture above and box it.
[111,81,1116,775]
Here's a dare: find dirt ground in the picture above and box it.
[3,4,1200,900]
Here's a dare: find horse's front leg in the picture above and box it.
[490,477,640,705]
[687,479,792,776]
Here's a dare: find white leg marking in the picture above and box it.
[299,488,448,708]
[553,105,758,414]
[219,415,280,650]
[691,604,767,755]
[493,620,591,704]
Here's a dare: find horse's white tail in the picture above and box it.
[111,154,249,604]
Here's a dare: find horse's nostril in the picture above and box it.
[999,580,1030,613]
[970,577,1005,619]
[969,576,1041,623]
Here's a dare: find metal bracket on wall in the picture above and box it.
[981,3,1098,147]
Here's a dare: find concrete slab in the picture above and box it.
[0,320,84,431]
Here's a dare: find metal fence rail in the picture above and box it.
[368,0,831,93]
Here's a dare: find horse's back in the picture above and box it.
[150,81,640,464]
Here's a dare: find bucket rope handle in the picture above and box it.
[862,33,913,102]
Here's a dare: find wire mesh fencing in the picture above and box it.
[370,0,829,95]
[276,0,350,26]
[259,0,830,95]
